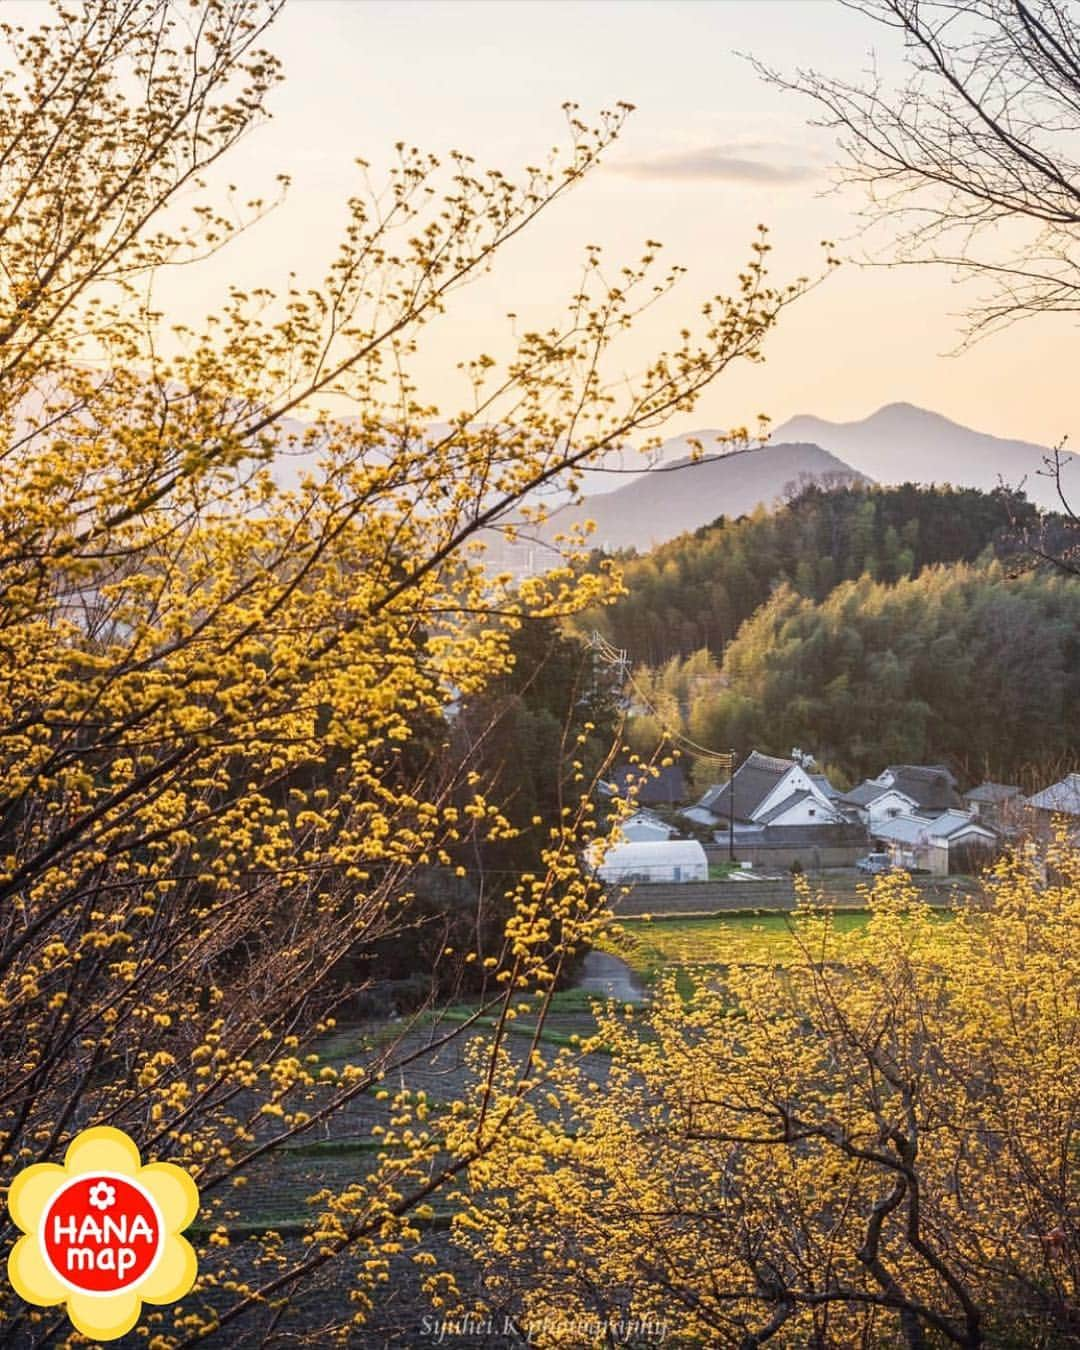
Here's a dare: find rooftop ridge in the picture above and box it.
[743,750,795,774]
[888,763,954,781]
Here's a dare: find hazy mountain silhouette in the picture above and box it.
[773,402,1077,513]
[514,440,868,558]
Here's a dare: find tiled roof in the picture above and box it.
[872,815,933,845]
[683,806,721,827]
[930,809,994,839]
[1027,773,1080,815]
[605,761,688,805]
[873,810,994,845]
[743,752,797,774]
[887,763,958,786]
[842,781,894,807]
[697,784,726,812]
[886,765,961,812]
[625,808,666,826]
[963,782,1021,803]
[697,751,793,823]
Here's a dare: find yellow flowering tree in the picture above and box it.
[456,839,1080,1348]
[0,1,810,1341]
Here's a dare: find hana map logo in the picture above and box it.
[6,1125,199,1340]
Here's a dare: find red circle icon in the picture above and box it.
[40,1174,163,1294]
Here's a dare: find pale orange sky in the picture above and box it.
[20,0,1079,446]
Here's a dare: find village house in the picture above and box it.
[840,764,962,827]
[685,751,846,830]
[684,751,864,869]
[840,764,994,875]
[1025,772,1080,841]
[1026,772,1080,816]
[962,781,1023,832]
[840,779,919,828]
[871,808,998,876]
[618,809,678,843]
[601,760,688,808]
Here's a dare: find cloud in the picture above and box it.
[613,143,821,185]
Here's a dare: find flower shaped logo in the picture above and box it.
[88,1181,116,1212]
[7,1125,199,1341]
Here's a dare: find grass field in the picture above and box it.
[707,861,743,880]
[598,908,951,982]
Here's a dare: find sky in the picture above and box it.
[24,0,1079,447]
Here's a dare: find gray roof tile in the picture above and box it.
[697,751,793,823]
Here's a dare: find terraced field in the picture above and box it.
[187,907,959,1343]
[198,995,615,1233]
[177,999,618,1347]
[208,909,953,1232]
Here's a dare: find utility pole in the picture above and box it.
[728,749,737,863]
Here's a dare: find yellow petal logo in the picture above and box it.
[7,1126,198,1341]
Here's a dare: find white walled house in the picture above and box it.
[872,810,997,876]
[755,790,837,827]
[963,781,1022,831]
[1026,773,1080,818]
[841,783,920,829]
[684,751,863,868]
[689,752,847,831]
[843,764,960,822]
[594,839,708,885]
[618,810,677,843]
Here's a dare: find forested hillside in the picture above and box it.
[575,483,1038,666]
[629,563,1080,783]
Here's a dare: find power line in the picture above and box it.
[585,631,736,776]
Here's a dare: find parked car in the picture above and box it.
[856,852,892,875]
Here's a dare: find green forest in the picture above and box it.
[574,485,1080,785]
[574,482,1040,665]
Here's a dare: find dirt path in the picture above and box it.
[574,950,646,1004]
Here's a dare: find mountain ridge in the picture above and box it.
[515,440,870,560]
[772,403,1077,512]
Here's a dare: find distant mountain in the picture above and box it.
[515,440,868,559]
[773,403,1078,513]
[263,402,1077,568]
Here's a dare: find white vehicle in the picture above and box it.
[856,852,892,875]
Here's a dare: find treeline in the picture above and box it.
[575,482,1038,666]
[646,563,1080,783]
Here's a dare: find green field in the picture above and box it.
[598,909,950,983]
[707,861,743,880]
